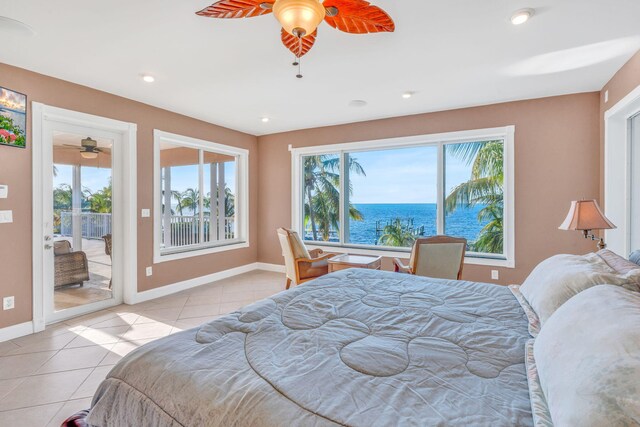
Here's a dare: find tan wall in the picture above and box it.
[600,50,640,200]
[0,63,258,329]
[257,93,601,285]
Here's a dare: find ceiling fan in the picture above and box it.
[196,0,395,77]
[62,137,109,160]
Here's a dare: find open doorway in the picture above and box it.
[52,133,113,311]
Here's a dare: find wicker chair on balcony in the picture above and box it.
[103,234,112,289]
[54,240,90,288]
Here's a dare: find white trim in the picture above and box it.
[153,129,250,264]
[127,262,268,304]
[0,322,35,343]
[154,241,250,263]
[604,84,640,256]
[291,126,516,268]
[255,262,287,273]
[31,103,138,325]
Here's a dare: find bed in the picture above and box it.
[81,269,533,427]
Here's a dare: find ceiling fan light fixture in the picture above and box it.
[80,151,98,160]
[272,0,326,37]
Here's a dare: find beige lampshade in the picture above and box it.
[559,200,616,231]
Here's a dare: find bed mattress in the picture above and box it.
[86,269,533,427]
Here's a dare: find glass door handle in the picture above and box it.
[44,244,53,250]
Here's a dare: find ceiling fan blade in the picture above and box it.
[281,28,317,58]
[197,0,273,19]
[322,0,394,34]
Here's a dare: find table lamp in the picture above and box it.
[559,199,616,250]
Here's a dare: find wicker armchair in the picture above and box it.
[54,241,90,288]
[103,234,112,289]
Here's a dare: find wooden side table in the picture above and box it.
[328,254,382,273]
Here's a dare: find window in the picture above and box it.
[154,130,248,262]
[291,127,515,267]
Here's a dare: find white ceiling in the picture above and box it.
[1,0,639,136]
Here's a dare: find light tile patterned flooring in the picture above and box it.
[0,270,286,427]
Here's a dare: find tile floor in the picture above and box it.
[0,270,286,427]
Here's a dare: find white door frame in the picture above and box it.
[604,84,640,257]
[32,103,137,331]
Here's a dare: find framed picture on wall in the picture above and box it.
[0,86,27,148]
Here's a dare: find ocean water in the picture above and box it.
[311,203,489,246]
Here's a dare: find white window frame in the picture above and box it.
[153,130,249,263]
[290,126,515,268]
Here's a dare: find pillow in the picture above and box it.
[520,253,640,326]
[597,249,640,275]
[533,285,640,427]
[509,285,541,337]
[629,250,640,266]
[524,340,553,427]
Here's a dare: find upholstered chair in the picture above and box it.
[277,228,335,289]
[393,235,467,280]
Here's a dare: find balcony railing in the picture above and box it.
[60,212,235,246]
[60,212,112,240]
[165,215,235,247]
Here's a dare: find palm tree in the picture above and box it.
[378,218,417,247]
[303,155,365,241]
[172,191,185,216]
[179,188,200,216]
[445,141,504,253]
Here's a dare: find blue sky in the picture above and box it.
[54,164,111,193]
[348,146,473,204]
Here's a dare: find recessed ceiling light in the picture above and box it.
[261,117,270,123]
[141,74,155,83]
[402,92,414,99]
[511,8,534,25]
[349,100,368,108]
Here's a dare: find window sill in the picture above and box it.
[154,240,249,264]
[305,244,515,268]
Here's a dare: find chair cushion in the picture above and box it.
[287,229,311,260]
[533,285,640,427]
[298,259,329,280]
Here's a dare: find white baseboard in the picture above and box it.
[127,263,261,305]
[255,262,286,273]
[0,321,34,343]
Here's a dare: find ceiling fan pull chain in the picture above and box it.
[292,55,299,66]
[296,57,303,78]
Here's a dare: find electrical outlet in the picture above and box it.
[0,184,7,199]
[3,296,15,310]
[0,210,13,223]
[141,209,151,218]
[491,270,499,280]
[146,266,153,277]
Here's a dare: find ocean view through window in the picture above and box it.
[292,127,515,266]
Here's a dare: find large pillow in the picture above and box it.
[597,249,640,275]
[520,253,640,326]
[533,285,640,426]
